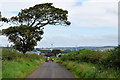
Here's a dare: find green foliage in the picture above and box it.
[10,3,71,26]
[2,3,71,54]
[49,56,57,60]
[40,50,51,53]
[60,46,120,68]
[2,59,40,78]
[45,52,54,57]
[44,49,61,57]
[2,48,45,78]
[52,49,61,56]
[2,25,43,54]
[2,48,44,61]
[61,49,72,53]
[58,46,120,78]
[107,45,120,67]
[0,11,8,22]
[62,61,120,78]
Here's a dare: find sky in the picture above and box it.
[0,0,119,48]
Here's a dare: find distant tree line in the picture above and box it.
[45,49,61,57]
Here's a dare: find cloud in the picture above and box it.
[0,0,118,27]
[0,2,33,18]
[0,33,118,47]
[0,36,9,47]
[69,1,118,28]
[0,0,118,47]
[37,34,118,47]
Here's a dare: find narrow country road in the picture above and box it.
[25,62,76,79]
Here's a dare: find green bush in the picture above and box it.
[58,46,120,78]
[107,46,120,67]
[2,48,45,78]
[62,61,120,78]
[60,46,120,68]
[2,48,42,61]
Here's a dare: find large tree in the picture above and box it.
[2,3,71,54]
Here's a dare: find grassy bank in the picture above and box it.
[61,61,120,78]
[2,48,45,78]
[57,46,120,78]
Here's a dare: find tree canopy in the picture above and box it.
[52,49,61,56]
[0,11,8,35]
[2,3,71,54]
[10,3,70,27]
[0,11,8,23]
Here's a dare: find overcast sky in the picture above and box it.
[0,0,119,48]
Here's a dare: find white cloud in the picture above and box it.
[70,1,118,27]
[0,36,9,47]
[37,34,118,47]
[0,0,118,47]
[0,33,118,47]
[0,0,118,27]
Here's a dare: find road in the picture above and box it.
[26,62,76,79]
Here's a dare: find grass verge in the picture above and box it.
[2,48,45,78]
[61,61,120,78]
[2,59,44,78]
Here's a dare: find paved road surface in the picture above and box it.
[26,62,76,78]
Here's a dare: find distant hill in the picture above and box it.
[1,46,117,52]
[52,46,116,50]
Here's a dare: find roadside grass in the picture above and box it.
[61,61,120,78]
[57,47,120,78]
[2,59,41,78]
[2,48,45,78]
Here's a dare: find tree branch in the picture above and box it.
[34,21,49,28]
[29,18,38,27]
